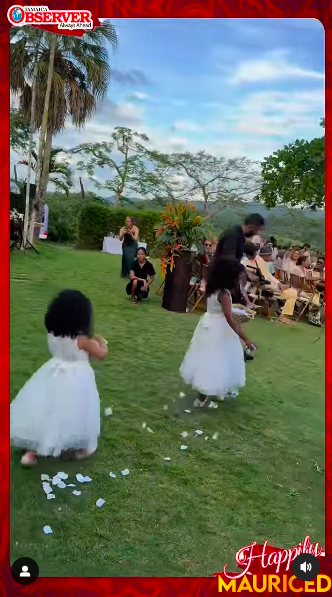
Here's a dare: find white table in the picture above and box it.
[102,237,147,255]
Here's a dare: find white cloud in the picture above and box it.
[230,50,324,85]
[126,91,150,101]
[172,120,202,133]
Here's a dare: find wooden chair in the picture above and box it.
[289,274,318,321]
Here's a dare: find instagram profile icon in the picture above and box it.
[7,6,26,27]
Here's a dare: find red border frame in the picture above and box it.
[2,1,329,595]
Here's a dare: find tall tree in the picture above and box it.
[18,147,73,195]
[72,127,149,203]
[147,150,260,211]
[10,106,32,154]
[10,22,118,231]
[260,121,325,210]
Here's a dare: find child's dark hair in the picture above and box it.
[244,242,258,258]
[45,289,93,338]
[136,246,147,255]
[206,259,244,297]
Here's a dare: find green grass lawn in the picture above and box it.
[10,244,324,577]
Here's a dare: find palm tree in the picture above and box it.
[18,147,73,195]
[10,22,118,236]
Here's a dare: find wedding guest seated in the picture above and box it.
[126,247,156,304]
[275,249,286,270]
[256,245,298,325]
[281,247,302,275]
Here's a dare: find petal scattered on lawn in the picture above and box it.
[205,436,209,441]
[57,481,66,489]
[142,422,147,429]
[109,472,116,478]
[67,484,76,487]
[181,431,188,438]
[147,427,154,433]
[104,407,113,417]
[179,392,186,398]
[163,457,171,461]
[84,476,92,483]
[163,405,168,410]
[195,430,203,436]
[42,482,53,495]
[72,490,81,496]
[57,472,68,480]
[76,474,85,483]
[184,409,191,414]
[181,445,188,450]
[47,493,55,500]
[121,469,130,476]
[52,477,61,486]
[212,432,219,440]
[41,474,50,481]
[43,525,53,534]
[96,498,105,508]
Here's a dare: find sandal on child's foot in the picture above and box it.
[20,452,37,466]
[208,400,218,409]
[194,397,208,408]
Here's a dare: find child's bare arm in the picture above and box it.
[77,336,108,360]
[219,292,257,349]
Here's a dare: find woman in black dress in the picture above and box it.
[126,248,156,303]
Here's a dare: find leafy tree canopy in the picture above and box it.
[260,120,325,210]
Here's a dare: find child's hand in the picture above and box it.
[246,342,258,351]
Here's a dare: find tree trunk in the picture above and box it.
[38,126,53,219]
[115,190,121,205]
[79,177,85,200]
[162,251,193,313]
[28,33,56,243]
[23,45,39,248]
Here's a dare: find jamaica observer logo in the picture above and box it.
[7,5,94,29]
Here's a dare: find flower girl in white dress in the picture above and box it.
[11,289,108,466]
[180,260,257,407]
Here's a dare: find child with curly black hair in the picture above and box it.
[11,289,108,466]
[180,260,257,407]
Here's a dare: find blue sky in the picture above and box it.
[11,19,325,191]
[58,17,324,163]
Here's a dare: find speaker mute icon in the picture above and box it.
[293,553,320,581]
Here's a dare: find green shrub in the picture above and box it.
[78,203,162,251]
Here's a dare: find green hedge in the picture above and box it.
[78,203,162,251]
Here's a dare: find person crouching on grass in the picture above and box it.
[180,260,257,408]
[126,247,156,304]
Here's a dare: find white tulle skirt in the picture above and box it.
[180,313,245,396]
[10,359,100,457]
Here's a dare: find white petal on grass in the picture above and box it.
[104,407,113,417]
[212,432,219,440]
[163,405,168,410]
[42,482,53,495]
[142,422,147,429]
[72,490,81,496]
[96,498,105,508]
[121,469,130,476]
[52,477,61,486]
[67,484,76,487]
[57,472,68,480]
[76,474,92,483]
[47,493,55,500]
[43,525,53,534]
[109,472,116,478]
[84,476,92,482]
[179,392,186,398]
[181,431,188,438]
[41,474,50,481]
[181,445,188,450]
[195,430,203,436]
[163,457,171,461]
[205,436,209,441]
[57,481,66,489]
[147,427,154,433]
[184,409,191,414]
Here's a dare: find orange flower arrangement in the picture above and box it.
[155,202,206,277]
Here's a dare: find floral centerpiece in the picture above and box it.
[155,202,207,313]
[155,202,206,277]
